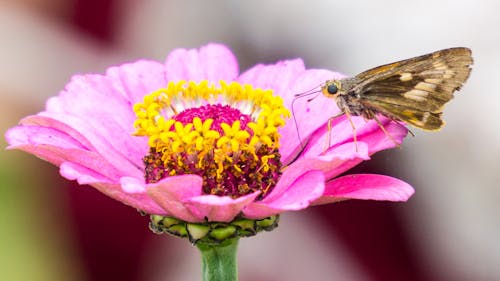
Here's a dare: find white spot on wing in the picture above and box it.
[415,82,437,92]
[425,78,442,84]
[400,72,413,82]
[422,112,431,123]
[403,89,428,102]
[443,70,455,79]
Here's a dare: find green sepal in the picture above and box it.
[187,224,211,241]
[209,225,237,240]
[149,215,279,245]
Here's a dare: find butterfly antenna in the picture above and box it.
[291,102,304,151]
[291,83,323,151]
[294,83,323,98]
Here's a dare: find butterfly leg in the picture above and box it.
[324,117,332,152]
[344,111,358,152]
[323,112,346,153]
[321,118,333,153]
[373,115,400,147]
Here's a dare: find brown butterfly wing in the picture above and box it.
[349,47,473,129]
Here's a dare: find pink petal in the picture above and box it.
[105,60,167,105]
[43,73,149,173]
[238,59,305,95]
[146,175,205,221]
[243,170,325,219]
[165,43,238,82]
[60,162,111,184]
[15,115,144,180]
[93,180,166,215]
[358,119,408,154]
[6,125,124,182]
[314,174,414,205]
[239,59,319,163]
[120,176,148,193]
[6,124,84,153]
[185,192,261,222]
[6,125,166,214]
[278,141,370,191]
[118,177,176,214]
[61,163,168,215]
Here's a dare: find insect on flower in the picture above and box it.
[294,47,473,149]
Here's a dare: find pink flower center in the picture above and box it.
[173,104,252,134]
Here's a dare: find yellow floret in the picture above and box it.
[133,80,290,177]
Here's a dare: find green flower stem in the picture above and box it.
[197,238,239,281]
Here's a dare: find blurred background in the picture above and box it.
[1,0,499,280]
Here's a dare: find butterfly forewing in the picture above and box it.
[346,47,472,130]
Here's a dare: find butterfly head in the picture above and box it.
[321,80,342,99]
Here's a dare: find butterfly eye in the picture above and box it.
[327,83,338,95]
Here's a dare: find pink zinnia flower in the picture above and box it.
[5,43,413,224]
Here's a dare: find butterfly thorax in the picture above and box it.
[323,78,378,120]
